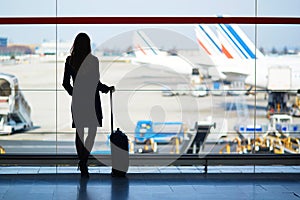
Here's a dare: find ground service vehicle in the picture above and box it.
[0,73,33,134]
[134,120,184,144]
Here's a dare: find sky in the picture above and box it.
[0,0,299,51]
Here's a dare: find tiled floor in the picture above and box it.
[0,167,300,200]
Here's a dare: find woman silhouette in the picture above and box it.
[63,33,114,177]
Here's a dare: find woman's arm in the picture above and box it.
[62,58,73,96]
[95,56,114,94]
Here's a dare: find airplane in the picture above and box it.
[131,30,201,77]
[195,23,300,89]
[194,23,300,114]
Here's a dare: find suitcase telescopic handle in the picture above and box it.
[110,89,114,133]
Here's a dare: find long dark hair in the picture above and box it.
[70,33,91,71]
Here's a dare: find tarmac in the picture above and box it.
[1,57,300,154]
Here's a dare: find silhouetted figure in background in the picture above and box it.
[63,33,114,178]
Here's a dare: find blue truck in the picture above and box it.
[134,120,184,144]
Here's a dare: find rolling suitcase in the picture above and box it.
[109,90,129,177]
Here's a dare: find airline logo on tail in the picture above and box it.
[133,31,162,57]
[217,24,264,59]
[195,24,223,57]
[195,24,264,60]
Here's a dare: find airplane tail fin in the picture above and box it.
[216,24,264,60]
[133,30,163,57]
[194,24,226,66]
[216,28,238,59]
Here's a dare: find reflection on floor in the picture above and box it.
[1,166,300,174]
[0,167,300,200]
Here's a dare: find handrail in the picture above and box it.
[0,154,299,173]
[0,17,299,25]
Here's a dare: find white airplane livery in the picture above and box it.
[132,30,199,76]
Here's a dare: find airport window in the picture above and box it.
[0,0,299,171]
[0,0,55,17]
[57,0,255,17]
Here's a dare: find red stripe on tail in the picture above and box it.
[221,44,233,59]
[197,38,211,55]
[136,45,147,55]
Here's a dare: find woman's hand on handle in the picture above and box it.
[109,86,115,93]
